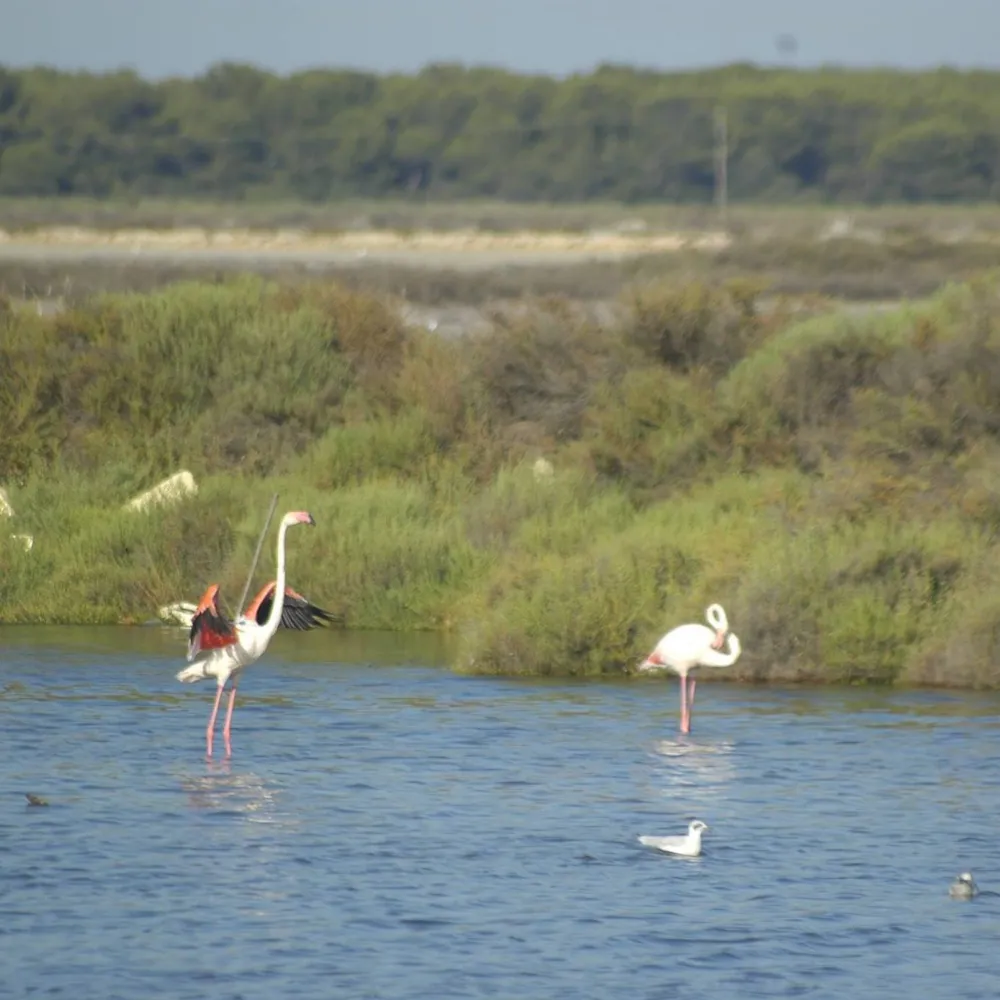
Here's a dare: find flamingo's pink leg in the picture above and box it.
[222,681,238,757]
[680,674,690,735]
[687,678,697,733]
[205,683,226,758]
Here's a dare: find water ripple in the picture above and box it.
[1,627,1000,1000]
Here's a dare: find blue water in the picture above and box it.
[2,626,999,1000]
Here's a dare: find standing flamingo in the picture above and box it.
[176,510,335,757]
[637,604,742,735]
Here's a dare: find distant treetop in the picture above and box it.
[0,62,998,202]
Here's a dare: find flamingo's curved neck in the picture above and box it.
[262,520,291,639]
[717,634,741,665]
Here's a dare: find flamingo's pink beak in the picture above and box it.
[712,629,726,650]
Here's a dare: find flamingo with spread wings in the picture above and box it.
[176,509,338,757]
[637,604,742,735]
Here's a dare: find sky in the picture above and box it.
[3,0,999,79]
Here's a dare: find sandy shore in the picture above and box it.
[0,225,731,269]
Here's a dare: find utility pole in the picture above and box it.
[713,106,728,229]
[0,127,10,182]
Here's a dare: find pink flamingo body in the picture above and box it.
[175,510,336,757]
[638,604,742,734]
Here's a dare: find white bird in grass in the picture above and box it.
[175,510,338,758]
[637,604,742,735]
[638,820,709,857]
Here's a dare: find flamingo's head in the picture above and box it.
[706,603,729,650]
[637,650,664,673]
[282,510,316,528]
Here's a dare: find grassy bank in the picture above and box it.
[3,273,1000,687]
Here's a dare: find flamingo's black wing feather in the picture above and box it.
[246,582,341,630]
[279,588,342,630]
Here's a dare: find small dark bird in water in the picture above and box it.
[25,793,49,807]
[949,872,979,900]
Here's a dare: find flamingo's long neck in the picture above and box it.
[262,520,291,640]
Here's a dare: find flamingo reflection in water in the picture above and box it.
[179,760,295,829]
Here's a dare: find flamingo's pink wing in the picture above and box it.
[245,581,278,627]
[187,583,238,660]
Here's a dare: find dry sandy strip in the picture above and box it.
[0,226,731,270]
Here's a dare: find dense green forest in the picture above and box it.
[4,274,1000,687]
[2,62,1000,203]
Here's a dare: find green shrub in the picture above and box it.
[623,278,770,375]
[6,271,1000,689]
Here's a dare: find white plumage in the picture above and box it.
[638,604,742,734]
[638,820,709,857]
[176,510,336,757]
[949,872,979,900]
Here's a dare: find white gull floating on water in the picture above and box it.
[949,872,979,900]
[638,820,708,857]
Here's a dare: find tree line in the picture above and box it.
[1,61,999,203]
